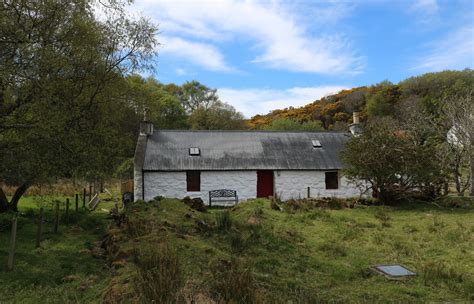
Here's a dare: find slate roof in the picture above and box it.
[139,130,352,171]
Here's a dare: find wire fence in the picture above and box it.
[1,187,103,271]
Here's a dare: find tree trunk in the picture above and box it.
[453,160,464,196]
[0,187,9,212]
[0,182,33,213]
[470,151,474,196]
[9,181,32,212]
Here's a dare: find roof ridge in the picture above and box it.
[153,129,350,134]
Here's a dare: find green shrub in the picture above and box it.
[133,243,183,303]
[153,196,165,202]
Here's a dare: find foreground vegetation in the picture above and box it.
[103,197,474,303]
[0,196,113,303]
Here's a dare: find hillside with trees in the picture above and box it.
[248,69,473,131]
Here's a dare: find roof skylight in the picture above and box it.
[312,140,322,148]
[189,147,200,156]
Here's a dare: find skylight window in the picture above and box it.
[312,140,322,148]
[189,147,200,156]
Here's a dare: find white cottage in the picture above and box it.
[134,122,361,204]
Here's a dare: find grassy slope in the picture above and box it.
[108,198,474,303]
[0,196,114,303]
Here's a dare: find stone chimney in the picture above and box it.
[139,121,154,136]
[349,112,362,136]
[352,112,360,124]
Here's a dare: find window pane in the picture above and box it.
[325,172,338,189]
[187,171,200,191]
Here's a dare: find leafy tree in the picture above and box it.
[342,117,445,201]
[400,69,474,115]
[365,81,400,118]
[178,80,219,113]
[0,0,157,212]
[188,101,245,130]
[125,75,188,130]
[264,118,324,131]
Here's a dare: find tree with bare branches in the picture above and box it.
[443,90,474,196]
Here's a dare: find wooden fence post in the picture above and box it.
[54,201,59,233]
[75,194,79,212]
[89,185,92,202]
[83,188,86,208]
[7,217,18,271]
[307,187,310,198]
[66,198,70,226]
[36,208,44,248]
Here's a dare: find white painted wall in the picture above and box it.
[142,171,257,205]
[137,170,361,203]
[274,170,360,200]
[134,167,143,201]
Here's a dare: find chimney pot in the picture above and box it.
[140,121,154,136]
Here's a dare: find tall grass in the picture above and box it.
[132,243,183,303]
[209,258,260,303]
[215,210,232,231]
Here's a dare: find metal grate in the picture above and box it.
[372,264,416,279]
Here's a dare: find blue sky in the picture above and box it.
[130,0,474,117]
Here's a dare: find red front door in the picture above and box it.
[257,170,274,198]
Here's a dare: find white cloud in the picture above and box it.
[414,26,474,72]
[158,36,232,72]
[411,0,439,14]
[132,0,363,74]
[218,85,348,118]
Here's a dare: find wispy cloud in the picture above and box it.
[218,85,348,118]
[132,0,363,74]
[408,0,440,25]
[175,68,187,76]
[411,0,439,14]
[413,26,474,72]
[158,36,232,72]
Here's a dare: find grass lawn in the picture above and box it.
[0,195,115,303]
[104,197,474,303]
[1,195,473,303]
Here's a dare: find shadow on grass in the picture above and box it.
[382,197,474,214]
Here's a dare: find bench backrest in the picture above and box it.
[209,189,237,198]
